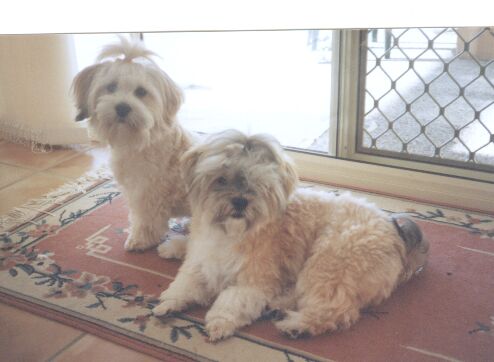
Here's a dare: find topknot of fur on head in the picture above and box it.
[96,36,158,65]
[181,129,298,237]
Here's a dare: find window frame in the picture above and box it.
[333,28,494,183]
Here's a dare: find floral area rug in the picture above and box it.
[1,170,493,362]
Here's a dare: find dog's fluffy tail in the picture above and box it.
[97,36,158,64]
[391,214,430,281]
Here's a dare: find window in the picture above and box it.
[143,30,335,153]
[360,28,494,173]
[336,28,494,183]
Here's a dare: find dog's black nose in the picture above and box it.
[115,103,131,118]
[231,197,248,211]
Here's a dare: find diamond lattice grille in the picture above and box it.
[361,27,494,170]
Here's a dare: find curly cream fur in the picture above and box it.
[154,130,429,342]
[72,38,193,251]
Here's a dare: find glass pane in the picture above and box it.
[143,30,334,153]
[361,27,494,171]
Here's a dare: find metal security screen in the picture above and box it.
[358,27,494,172]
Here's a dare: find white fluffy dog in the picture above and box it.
[72,37,192,252]
[154,130,429,342]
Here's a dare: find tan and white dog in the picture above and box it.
[73,37,192,252]
[153,130,429,342]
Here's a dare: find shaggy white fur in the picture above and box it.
[154,130,429,342]
[72,37,193,251]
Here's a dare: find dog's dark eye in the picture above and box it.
[106,82,117,93]
[215,176,227,186]
[134,86,147,98]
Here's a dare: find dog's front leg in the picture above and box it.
[153,265,209,316]
[205,285,268,342]
[124,208,169,251]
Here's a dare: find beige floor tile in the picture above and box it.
[0,172,69,215]
[52,334,162,362]
[0,142,79,171]
[0,302,84,362]
[0,163,36,189]
[48,147,111,179]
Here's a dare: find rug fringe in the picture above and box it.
[0,167,113,234]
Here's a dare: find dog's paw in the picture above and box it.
[280,328,311,339]
[124,235,158,251]
[206,317,236,342]
[157,238,187,260]
[262,307,287,321]
[273,311,311,339]
[153,298,184,317]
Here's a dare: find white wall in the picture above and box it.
[0,34,88,145]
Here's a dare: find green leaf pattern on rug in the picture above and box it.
[401,208,494,238]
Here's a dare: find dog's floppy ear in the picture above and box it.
[249,134,299,197]
[72,63,104,122]
[180,145,204,192]
[154,68,183,123]
[279,155,298,197]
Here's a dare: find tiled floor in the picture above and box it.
[0,140,161,362]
